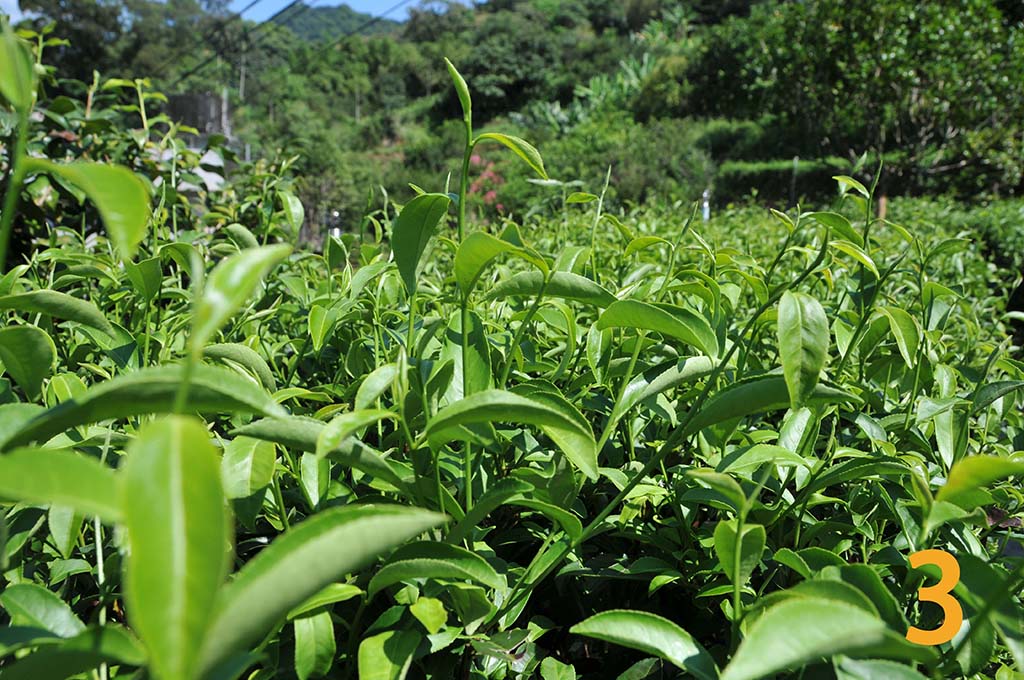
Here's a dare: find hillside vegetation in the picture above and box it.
[0,3,1022,680]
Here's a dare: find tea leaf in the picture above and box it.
[391,193,451,296]
[936,456,1024,509]
[369,542,502,597]
[220,436,276,499]
[1,363,285,450]
[777,290,829,408]
[122,416,231,680]
[485,271,615,307]
[192,244,292,354]
[294,610,334,680]
[475,132,547,180]
[597,300,718,358]
[0,290,114,336]
[425,389,598,480]
[454,229,547,296]
[0,583,85,637]
[0,24,34,111]
[721,599,935,680]
[0,448,121,522]
[27,160,150,260]
[316,409,396,460]
[358,629,420,680]
[444,58,471,120]
[571,610,717,680]
[713,520,765,586]
[196,505,445,675]
[0,325,56,400]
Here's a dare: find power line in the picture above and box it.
[154,0,271,79]
[172,0,312,88]
[177,0,415,87]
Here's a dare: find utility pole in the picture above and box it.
[239,50,246,102]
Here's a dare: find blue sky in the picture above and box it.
[229,0,454,23]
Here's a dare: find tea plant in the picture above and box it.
[1,25,1023,680]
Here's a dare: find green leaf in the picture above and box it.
[936,456,1024,509]
[27,160,150,260]
[713,520,765,585]
[439,310,491,403]
[425,389,598,480]
[196,505,446,676]
[571,610,717,680]
[806,212,862,246]
[444,58,471,120]
[830,240,879,277]
[0,24,34,111]
[777,290,829,408]
[686,375,856,435]
[369,541,503,597]
[279,190,305,233]
[204,342,277,391]
[391,193,451,297]
[971,380,1024,413]
[878,307,920,368]
[835,658,928,680]
[308,304,336,353]
[0,325,56,399]
[833,175,870,198]
[124,256,163,302]
[624,236,671,258]
[220,436,276,499]
[717,444,809,475]
[475,132,547,179]
[358,629,420,680]
[721,599,936,680]
[454,228,547,296]
[294,610,335,680]
[565,192,597,204]
[355,364,399,410]
[0,448,121,522]
[231,416,412,493]
[410,597,447,634]
[597,300,718,358]
[540,657,577,680]
[0,290,114,336]
[122,416,231,680]
[192,244,292,354]
[485,271,615,307]
[445,478,533,545]
[609,357,716,427]
[287,584,363,620]
[0,583,85,637]
[1,364,286,450]
[316,409,395,460]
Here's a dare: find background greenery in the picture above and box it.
[14,0,1024,230]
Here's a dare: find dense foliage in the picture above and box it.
[16,0,1024,231]
[1,23,1023,680]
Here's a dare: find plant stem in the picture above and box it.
[499,276,548,388]
[0,110,29,273]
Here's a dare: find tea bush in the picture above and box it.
[1,28,1023,680]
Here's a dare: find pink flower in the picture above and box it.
[484,190,498,204]
[470,154,483,166]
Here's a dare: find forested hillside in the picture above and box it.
[17,0,1024,232]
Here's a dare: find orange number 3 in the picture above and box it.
[906,549,964,645]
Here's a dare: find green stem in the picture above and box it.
[0,110,29,273]
[272,474,291,532]
[499,277,548,388]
